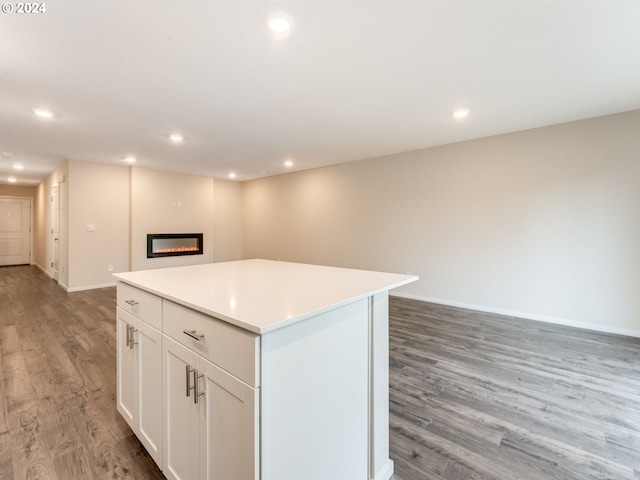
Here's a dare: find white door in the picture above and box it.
[0,197,31,266]
[51,184,60,280]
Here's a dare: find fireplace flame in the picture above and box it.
[152,246,200,253]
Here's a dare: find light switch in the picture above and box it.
[86,224,96,232]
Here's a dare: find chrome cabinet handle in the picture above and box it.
[128,325,137,349]
[183,329,204,341]
[186,365,195,398]
[125,323,137,348]
[193,369,204,405]
[125,299,139,307]
[185,365,203,403]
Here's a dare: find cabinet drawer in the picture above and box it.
[163,301,260,387]
[117,282,162,331]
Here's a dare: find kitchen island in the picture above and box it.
[114,259,417,480]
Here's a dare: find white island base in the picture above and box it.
[114,260,417,480]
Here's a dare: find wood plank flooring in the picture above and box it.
[389,297,640,480]
[2,265,640,479]
[0,265,163,479]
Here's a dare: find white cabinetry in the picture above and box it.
[162,301,259,480]
[162,337,200,480]
[116,287,163,466]
[115,260,417,480]
[116,309,136,425]
[199,354,258,480]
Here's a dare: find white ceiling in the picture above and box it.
[1,1,640,186]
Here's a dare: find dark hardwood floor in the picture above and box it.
[0,265,163,479]
[389,297,640,480]
[2,265,640,479]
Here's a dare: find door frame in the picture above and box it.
[51,183,60,280]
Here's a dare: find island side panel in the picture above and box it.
[260,298,370,480]
[370,292,394,480]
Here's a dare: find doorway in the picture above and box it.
[0,196,32,266]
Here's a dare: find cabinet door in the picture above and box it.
[163,336,201,480]
[199,357,259,480]
[117,308,163,465]
[116,308,137,429]
[136,319,163,466]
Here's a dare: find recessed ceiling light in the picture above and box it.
[453,108,470,119]
[8,177,17,183]
[284,159,294,167]
[13,164,24,170]
[33,108,54,118]
[125,156,137,164]
[169,133,184,143]
[267,12,295,35]
[228,172,237,179]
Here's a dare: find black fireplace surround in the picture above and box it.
[147,233,204,258]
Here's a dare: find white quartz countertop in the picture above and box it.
[113,259,418,334]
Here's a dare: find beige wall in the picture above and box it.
[131,167,215,271]
[67,159,130,290]
[34,162,238,291]
[213,179,243,262]
[34,181,47,268]
[28,110,640,336]
[243,110,640,335]
[34,163,68,285]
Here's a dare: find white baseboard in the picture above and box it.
[376,459,394,480]
[391,292,640,339]
[66,282,116,293]
[33,263,115,292]
[35,263,53,279]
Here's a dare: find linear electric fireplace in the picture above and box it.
[147,233,204,258]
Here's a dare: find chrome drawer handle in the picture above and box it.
[125,299,139,307]
[183,329,204,341]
